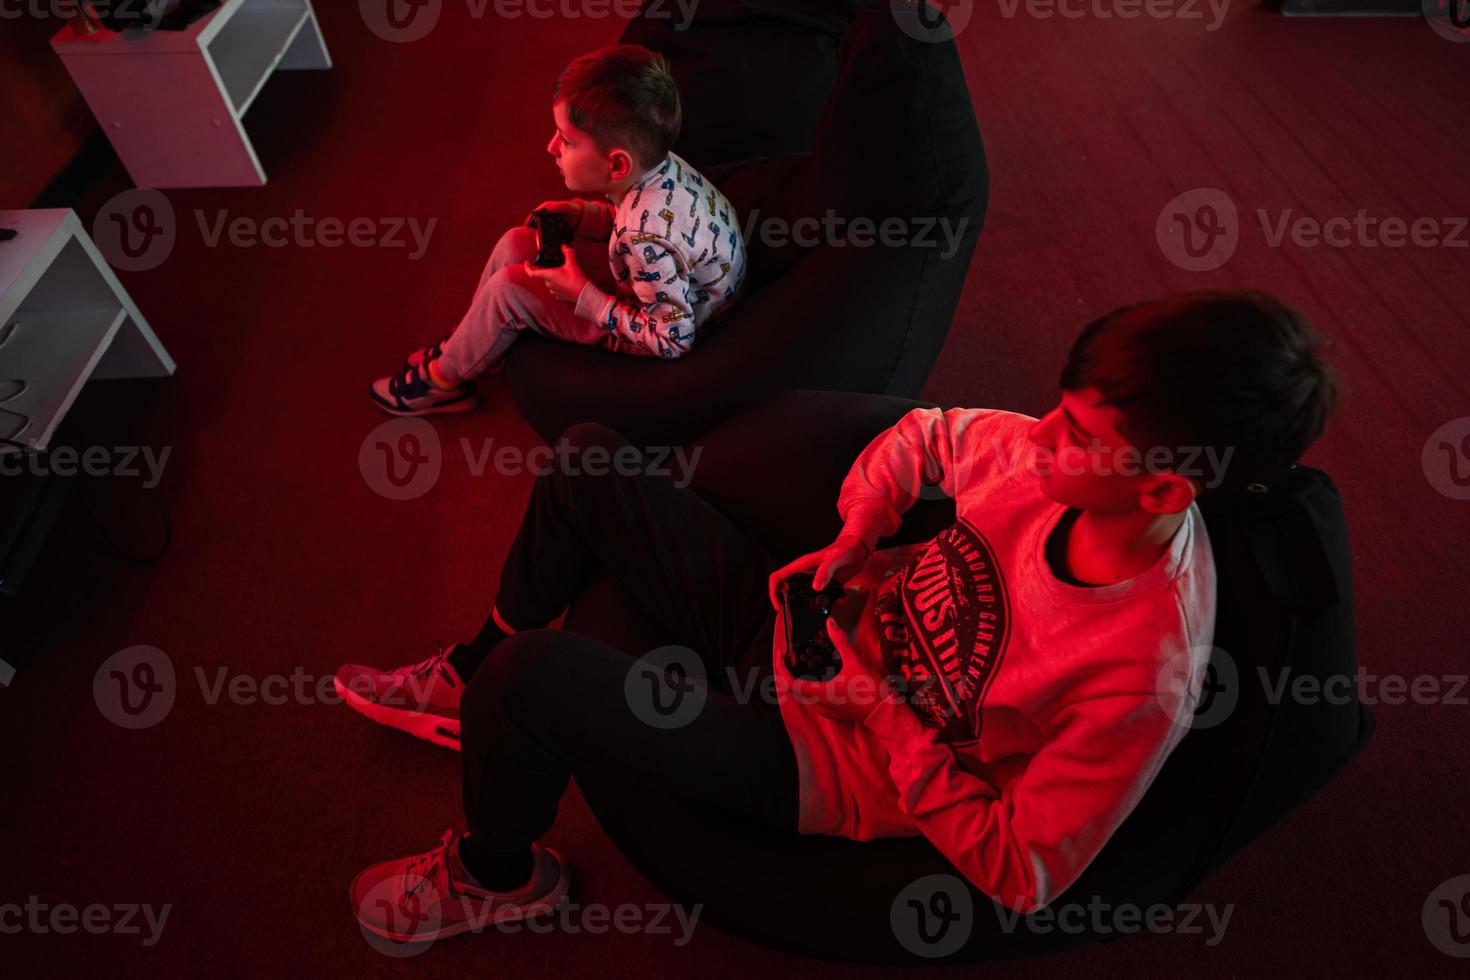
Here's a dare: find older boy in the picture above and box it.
[342,291,1336,938]
[371,45,746,417]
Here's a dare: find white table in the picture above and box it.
[0,210,175,453]
[51,0,331,188]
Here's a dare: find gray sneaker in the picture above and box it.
[369,360,479,417]
[351,830,570,945]
[335,644,465,750]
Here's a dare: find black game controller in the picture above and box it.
[526,209,575,268]
[780,573,846,682]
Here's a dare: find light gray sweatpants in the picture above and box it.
[436,225,614,384]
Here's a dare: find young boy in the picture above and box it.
[370,45,747,417]
[339,291,1336,938]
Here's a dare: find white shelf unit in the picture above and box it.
[0,210,175,453]
[51,0,331,188]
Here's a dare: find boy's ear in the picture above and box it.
[605,147,635,181]
[1138,472,1197,516]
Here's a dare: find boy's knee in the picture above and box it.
[491,224,539,266]
[490,263,532,294]
[462,630,572,724]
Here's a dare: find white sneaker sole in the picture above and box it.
[335,676,462,751]
[369,392,481,417]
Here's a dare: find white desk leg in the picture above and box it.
[93,312,176,380]
[62,51,265,189]
[68,218,176,381]
[279,5,332,71]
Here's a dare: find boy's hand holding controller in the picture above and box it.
[767,534,870,609]
[524,200,612,242]
[525,200,582,227]
[523,244,590,303]
[768,535,897,724]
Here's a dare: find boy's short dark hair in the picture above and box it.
[1059,290,1337,494]
[553,44,681,173]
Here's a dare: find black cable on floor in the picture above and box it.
[0,438,172,566]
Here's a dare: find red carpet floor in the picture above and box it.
[3,3,1468,977]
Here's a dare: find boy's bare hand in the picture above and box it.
[523,247,590,304]
[767,534,870,610]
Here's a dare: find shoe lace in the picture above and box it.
[388,363,430,399]
[379,642,453,708]
[400,828,456,903]
[403,639,451,679]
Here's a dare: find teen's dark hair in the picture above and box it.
[1059,290,1337,494]
[553,45,681,172]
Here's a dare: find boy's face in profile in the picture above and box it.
[1027,388,1194,516]
[547,100,630,196]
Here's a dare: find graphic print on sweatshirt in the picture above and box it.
[593,153,744,358]
[874,518,1012,747]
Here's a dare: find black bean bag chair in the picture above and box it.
[505,2,988,446]
[564,390,1375,963]
[620,0,859,169]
